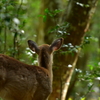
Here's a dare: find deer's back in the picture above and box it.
[0,54,51,100]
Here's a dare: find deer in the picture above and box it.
[0,38,63,100]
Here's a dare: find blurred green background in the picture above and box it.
[0,0,100,100]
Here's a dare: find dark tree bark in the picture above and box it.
[37,0,62,44]
[37,0,98,100]
[49,0,98,100]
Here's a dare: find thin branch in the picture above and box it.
[61,53,79,100]
[4,2,8,52]
[16,0,23,18]
[4,26,7,52]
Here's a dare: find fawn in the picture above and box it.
[0,38,63,100]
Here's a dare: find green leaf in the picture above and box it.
[68,98,72,100]
[43,15,47,22]
[44,8,49,13]
[88,65,94,70]
[81,97,86,100]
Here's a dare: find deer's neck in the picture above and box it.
[38,52,53,82]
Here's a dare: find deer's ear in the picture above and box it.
[27,40,40,54]
[50,38,64,52]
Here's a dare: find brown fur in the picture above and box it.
[0,38,63,100]
[0,54,51,100]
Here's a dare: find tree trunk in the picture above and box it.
[49,0,98,100]
[38,0,62,44]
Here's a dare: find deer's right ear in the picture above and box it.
[50,38,64,52]
[27,40,40,54]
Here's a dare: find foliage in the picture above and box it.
[38,8,62,22]
[0,0,39,64]
[78,62,100,95]
[0,0,26,57]
[0,0,100,100]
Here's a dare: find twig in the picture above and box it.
[61,53,79,100]
[16,0,23,18]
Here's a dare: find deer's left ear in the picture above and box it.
[49,38,64,52]
[27,40,40,54]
